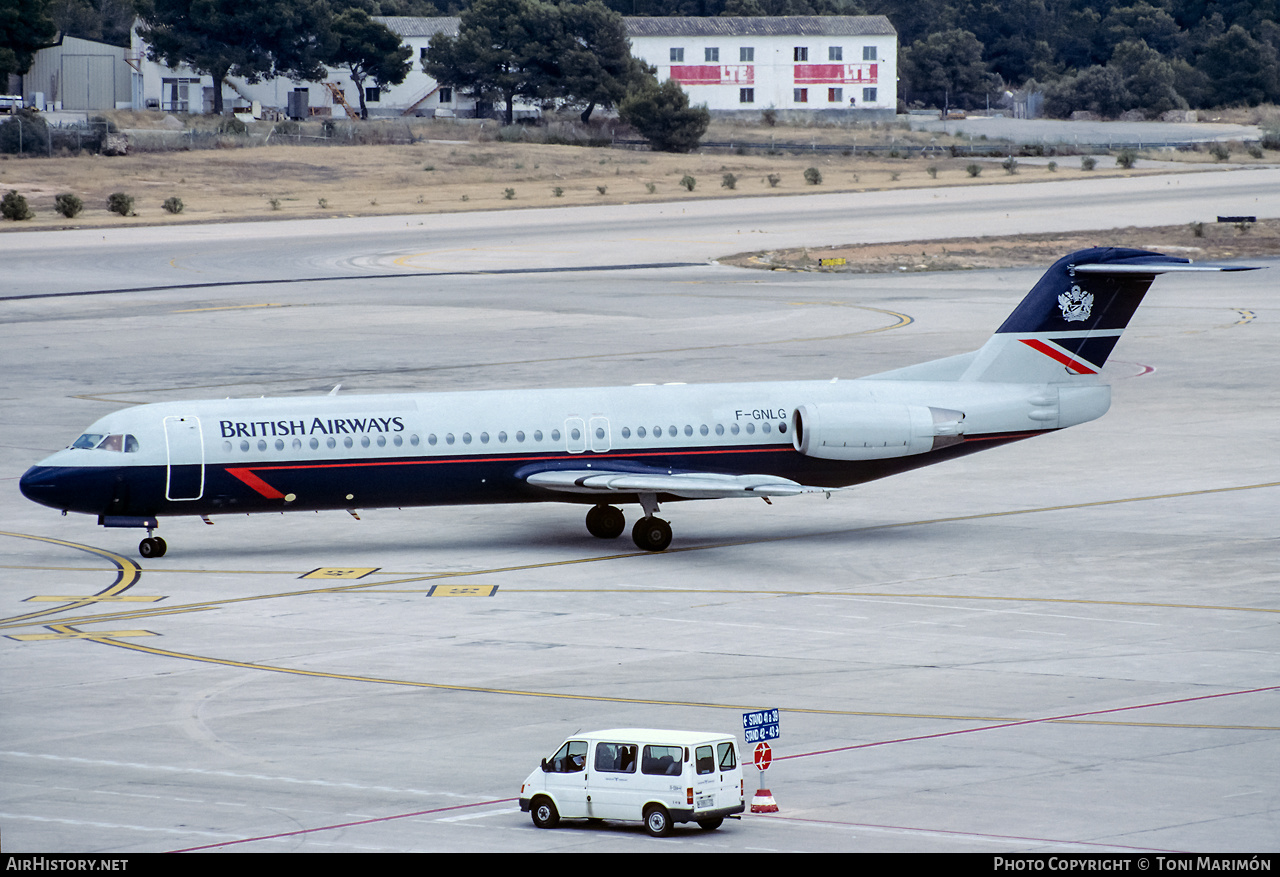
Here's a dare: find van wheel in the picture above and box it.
[643,804,672,837]
[697,817,723,831]
[531,797,559,829]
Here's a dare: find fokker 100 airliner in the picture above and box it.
[20,248,1256,558]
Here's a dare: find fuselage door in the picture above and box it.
[565,417,586,454]
[163,416,205,501]
[588,417,611,453]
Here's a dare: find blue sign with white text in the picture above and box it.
[743,708,780,743]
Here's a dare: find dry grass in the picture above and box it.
[0,124,1225,231]
[723,219,1280,273]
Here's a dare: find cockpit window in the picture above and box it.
[71,433,138,452]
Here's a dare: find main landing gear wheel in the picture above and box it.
[585,504,626,539]
[632,516,672,552]
[138,536,167,558]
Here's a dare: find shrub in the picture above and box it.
[596,185,607,195]
[107,192,134,216]
[644,182,656,194]
[803,167,822,185]
[721,173,738,189]
[1081,156,1097,170]
[552,186,564,197]
[1002,156,1018,174]
[318,197,329,209]
[267,197,281,210]
[1115,149,1137,169]
[1047,161,1058,172]
[619,79,710,153]
[54,193,83,218]
[162,196,184,214]
[2,190,33,220]
[761,108,777,127]
[1209,142,1230,161]
[966,163,982,177]
[926,165,938,178]
[503,188,516,200]
[1247,144,1263,159]
[1189,221,1204,238]
[679,174,696,191]
[0,109,48,154]
[218,117,247,135]
[766,173,781,188]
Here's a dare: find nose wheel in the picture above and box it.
[139,536,167,558]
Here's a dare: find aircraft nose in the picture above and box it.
[20,465,73,510]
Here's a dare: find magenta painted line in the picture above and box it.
[167,796,518,852]
[750,813,1185,853]
[776,684,1280,762]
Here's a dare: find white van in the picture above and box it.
[519,729,746,836]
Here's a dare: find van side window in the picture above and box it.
[718,742,737,770]
[641,745,684,776]
[546,740,587,773]
[595,742,637,773]
[695,745,715,775]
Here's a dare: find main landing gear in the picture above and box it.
[584,494,673,552]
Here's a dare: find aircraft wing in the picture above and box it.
[525,469,836,499]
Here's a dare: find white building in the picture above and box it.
[124,14,897,121]
[626,16,898,120]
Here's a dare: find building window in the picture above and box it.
[740,88,754,103]
[670,47,684,62]
[828,87,842,103]
[863,45,877,61]
[705,47,718,62]
[740,47,753,62]
[829,46,842,61]
[793,47,808,62]
[365,86,380,104]
[794,88,808,103]
[863,87,877,103]
[439,86,452,103]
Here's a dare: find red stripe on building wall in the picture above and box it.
[794,63,877,84]
[670,65,754,85]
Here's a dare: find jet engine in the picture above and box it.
[791,403,965,461]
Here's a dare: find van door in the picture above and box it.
[541,739,589,818]
[588,740,639,819]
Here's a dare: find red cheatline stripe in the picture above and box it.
[224,468,285,499]
[1020,338,1097,374]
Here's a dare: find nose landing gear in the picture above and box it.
[139,536,167,558]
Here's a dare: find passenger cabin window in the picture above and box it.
[695,745,715,775]
[595,742,637,773]
[642,745,685,776]
[545,740,587,773]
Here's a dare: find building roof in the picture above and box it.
[375,16,459,39]
[375,14,897,41]
[624,15,896,38]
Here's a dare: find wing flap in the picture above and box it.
[525,469,832,499]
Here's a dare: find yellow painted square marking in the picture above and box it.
[301,568,380,580]
[26,595,166,602]
[9,630,157,641]
[427,585,498,597]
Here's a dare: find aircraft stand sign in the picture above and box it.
[745,710,780,813]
